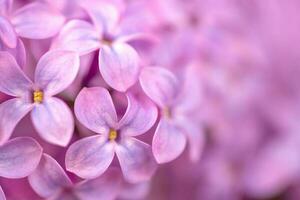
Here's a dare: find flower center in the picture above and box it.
[162,107,171,118]
[109,129,117,141]
[33,90,43,103]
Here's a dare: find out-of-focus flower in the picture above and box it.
[66,87,157,183]
[0,50,79,146]
[28,153,122,200]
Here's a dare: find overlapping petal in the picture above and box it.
[28,154,72,198]
[0,16,17,48]
[119,93,157,137]
[66,135,115,179]
[99,43,140,92]
[0,137,42,178]
[0,38,26,67]
[11,2,65,39]
[139,67,179,108]
[34,50,80,96]
[31,97,74,146]
[74,87,118,134]
[115,137,157,183]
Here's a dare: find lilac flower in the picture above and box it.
[0,50,79,146]
[66,87,157,183]
[139,65,204,163]
[28,153,122,200]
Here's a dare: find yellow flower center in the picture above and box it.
[109,129,117,141]
[33,90,43,103]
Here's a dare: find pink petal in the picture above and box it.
[99,42,140,92]
[115,137,157,183]
[0,51,32,96]
[119,93,157,137]
[0,38,26,67]
[75,168,122,200]
[74,87,117,134]
[65,135,115,179]
[51,20,100,55]
[0,137,42,178]
[0,185,5,200]
[11,2,65,39]
[0,16,17,48]
[152,118,187,163]
[28,154,72,198]
[31,97,74,146]
[47,192,78,200]
[34,50,80,96]
[0,98,33,145]
[0,0,12,16]
[139,67,179,108]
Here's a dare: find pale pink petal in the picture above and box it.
[51,20,100,55]
[0,38,26,67]
[28,154,72,198]
[31,97,74,146]
[152,118,187,163]
[0,51,32,96]
[0,185,5,200]
[66,135,115,179]
[11,2,65,39]
[0,98,33,145]
[0,16,17,48]
[0,137,42,178]
[115,137,157,183]
[99,42,140,92]
[74,87,117,134]
[47,192,78,200]
[0,0,12,16]
[75,168,122,200]
[119,93,157,137]
[119,181,150,200]
[139,67,179,108]
[34,50,80,96]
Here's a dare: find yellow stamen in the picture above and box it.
[162,107,171,118]
[33,90,43,103]
[109,129,117,141]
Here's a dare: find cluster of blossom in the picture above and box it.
[0,0,300,199]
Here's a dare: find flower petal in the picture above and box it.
[66,135,115,179]
[75,168,122,200]
[0,38,26,67]
[139,67,179,108]
[0,51,32,96]
[0,137,42,178]
[119,93,157,137]
[0,0,12,16]
[99,42,140,92]
[51,20,100,55]
[0,185,5,200]
[0,16,17,48]
[34,50,80,96]
[74,87,117,134]
[11,2,65,39]
[28,154,72,198]
[0,98,33,145]
[31,97,74,146]
[115,137,157,183]
[152,118,187,163]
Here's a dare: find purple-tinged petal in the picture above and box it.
[0,137,42,178]
[0,16,17,48]
[51,20,100,55]
[115,137,157,183]
[74,87,117,134]
[119,181,150,200]
[0,0,12,16]
[0,38,26,67]
[34,50,80,96]
[66,135,115,179]
[0,98,33,145]
[0,185,5,200]
[139,67,179,108]
[11,2,65,39]
[152,118,187,163]
[28,154,72,198]
[31,97,74,146]
[75,168,122,200]
[99,43,140,92]
[47,192,78,200]
[0,51,32,96]
[119,93,157,137]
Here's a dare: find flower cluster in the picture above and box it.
[1,0,300,200]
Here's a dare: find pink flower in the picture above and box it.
[139,65,205,163]
[0,50,79,146]
[28,153,122,200]
[66,87,157,183]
